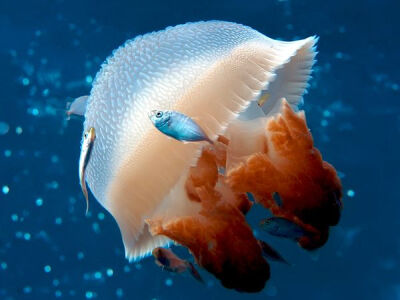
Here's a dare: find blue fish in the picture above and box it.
[259,217,310,241]
[149,110,213,144]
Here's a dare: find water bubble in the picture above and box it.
[47,181,59,189]
[22,78,30,86]
[55,290,62,297]
[97,213,105,220]
[4,150,12,157]
[15,126,23,135]
[116,288,123,298]
[11,214,18,222]
[165,278,173,286]
[347,189,355,197]
[23,286,32,294]
[92,222,100,234]
[77,252,85,260]
[0,262,7,270]
[35,198,43,206]
[322,110,332,118]
[23,232,31,240]
[51,155,59,163]
[85,291,94,299]
[44,265,52,273]
[55,217,63,225]
[85,75,93,84]
[94,272,102,279]
[106,268,113,277]
[2,186,10,194]
[335,52,344,59]
[123,265,131,273]
[53,279,60,286]
[0,122,9,135]
[31,108,39,116]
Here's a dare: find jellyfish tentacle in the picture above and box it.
[226,99,342,250]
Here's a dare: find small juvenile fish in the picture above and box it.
[148,110,213,144]
[66,95,89,118]
[152,247,204,283]
[79,127,96,214]
[259,217,309,241]
[257,92,269,107]
[258,240,290,265]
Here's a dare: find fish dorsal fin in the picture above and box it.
[66,95,89,117]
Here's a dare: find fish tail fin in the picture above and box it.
[82,187,89,216]
[85,197,89,215]
[185,261,204,284]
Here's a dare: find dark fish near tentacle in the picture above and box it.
[152,247,204,283]
[259,217,311,241]
[258,240,290,265]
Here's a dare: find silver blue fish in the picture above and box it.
[148,110,213,144]
[259,217,309,241]
[79,127,96,215]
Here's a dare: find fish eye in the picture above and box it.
[156,111,163,118]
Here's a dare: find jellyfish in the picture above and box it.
[78,21,342,293]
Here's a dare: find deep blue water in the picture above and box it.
[1,0,399,299]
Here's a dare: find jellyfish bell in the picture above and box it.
[79,21,340,292]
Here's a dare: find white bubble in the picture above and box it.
[85,75,93,84]
[2,186,9,194]
[85,291,94,299]
[347,189,355,197]
[0,122,9,135]
[35,198,43,206]
[4,150,12,157]
[31,108,39,116]
[22,78,30,86]
[116,288,123,298]
[165,278,173,286]
[323,110,332,117]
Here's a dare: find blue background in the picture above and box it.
[1,0,399,299]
